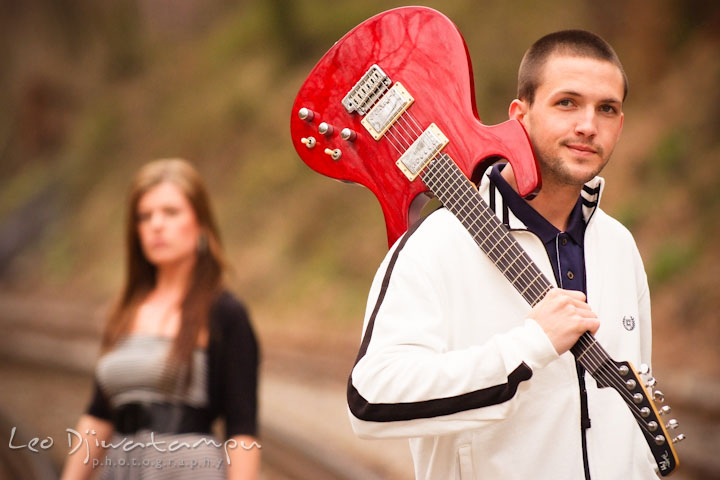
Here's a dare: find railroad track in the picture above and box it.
[1,294,717,479]
[0,294,408,479]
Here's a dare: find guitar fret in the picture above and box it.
[424,154,556,307]
[574,336,599,365]
[519,271,546,299]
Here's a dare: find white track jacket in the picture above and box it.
[348,170,658,479]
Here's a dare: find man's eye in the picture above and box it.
[600,104,617,114]
[557,99,573,107]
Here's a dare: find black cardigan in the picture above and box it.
[86,291,259,438]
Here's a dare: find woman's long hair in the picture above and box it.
[101,158,226,372]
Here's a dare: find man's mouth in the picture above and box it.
[564,142,598,155]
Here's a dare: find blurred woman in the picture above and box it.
[61,159,260,479]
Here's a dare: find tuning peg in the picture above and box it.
[645,377,657,388]
[659,405,672,416]
[666,419,679,430]
[653,390,665,403]
[672,434,686,444]
[638,364,650,375]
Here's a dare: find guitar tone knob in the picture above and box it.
[298,107,314,121]
[672,434,686,444]
[341,128,357,141]
[318,122,334,136]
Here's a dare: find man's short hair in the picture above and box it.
[517,29,628,104]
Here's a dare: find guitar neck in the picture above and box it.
[422,153,680,475]
[422,154,606,367]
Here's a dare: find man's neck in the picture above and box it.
[500,164,582,232]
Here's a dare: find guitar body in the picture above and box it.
[290,6,540,246]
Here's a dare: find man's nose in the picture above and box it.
[574,107,598,137]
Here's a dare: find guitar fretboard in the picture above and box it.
[420,153,602,366]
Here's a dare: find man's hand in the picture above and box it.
[529,288,600,355]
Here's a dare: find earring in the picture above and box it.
[197,232,208,255]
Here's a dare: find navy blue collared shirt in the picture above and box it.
[489,164,587,294]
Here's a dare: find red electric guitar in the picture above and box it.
[290,6,682,476]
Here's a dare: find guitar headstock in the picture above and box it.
[596,360,684,476]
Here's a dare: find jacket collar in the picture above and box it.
[477,163,604,232]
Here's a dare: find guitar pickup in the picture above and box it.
[361,82,414,140]
[342,64,392,115]
[396,123,448,181]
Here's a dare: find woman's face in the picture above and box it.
[136,181,200,269]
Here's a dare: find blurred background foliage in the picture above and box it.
[0,0,719,375]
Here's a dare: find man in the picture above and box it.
[348,30,658,479]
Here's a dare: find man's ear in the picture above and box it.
[508,99,528,123]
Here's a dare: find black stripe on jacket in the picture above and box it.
[347,211,533,423]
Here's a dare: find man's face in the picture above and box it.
[511,54,625,187]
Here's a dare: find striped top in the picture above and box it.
[95,335,208,408]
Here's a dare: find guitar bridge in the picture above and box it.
[342,64,392,115]
[396,124,448,181]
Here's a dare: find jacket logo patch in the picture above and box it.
[622,315,636,331]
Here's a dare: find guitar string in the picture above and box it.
[392,112,550,299]
[388,113,560,306]
[371,105,655,425]
[428,158,663,436]
[424,149,662,437]
[377,112,663,439]
[429,154,552,301]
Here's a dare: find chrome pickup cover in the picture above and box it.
[396,123,449,181]
[361,82,414,140]
[342,64,392,115]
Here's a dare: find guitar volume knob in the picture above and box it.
[298,107,315,121]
